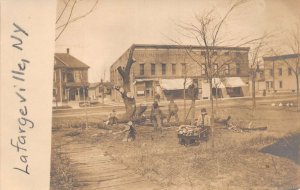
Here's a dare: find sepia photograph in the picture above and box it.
[50,0,300,189]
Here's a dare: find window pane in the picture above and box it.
[201,64,206,75]
[288,68,292,75]
[224,64,230,75]
[162,63,166,75]
[278,68,282,76]
[182,63,187,75]
[279,81,283,88]
[140,64,144,75]
[151,64,155,75]
[236,63,241,75]
[213,64,218,72]
[269,69,273,76]
[172,64,176,75]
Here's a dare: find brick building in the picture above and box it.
[110,44,250,102]
[261,54,300,94]
[53,49,89,104]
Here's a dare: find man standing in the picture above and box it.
[108,109,118,125]
[150,101,162,133]
[167,99,179,123]
[154,93,161,102]
[196,108,211,140]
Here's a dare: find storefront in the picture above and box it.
[160,78,193,100]
[201,77,248,99]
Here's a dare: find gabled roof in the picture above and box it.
[263,54,300,61]
[55,53,90,69]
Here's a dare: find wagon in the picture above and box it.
[177,125,210,146]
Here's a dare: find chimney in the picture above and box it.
[66,48,70,54]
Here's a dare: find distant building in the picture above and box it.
[262,54,300,94]
[88,81,112,101]
[53,48,89,104]
[249,65,265,96]
[110,44,250,102]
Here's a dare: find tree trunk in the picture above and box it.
[183,77,187,123]
[209,78,214,149]
[191,99,196,122]
[116,46,137,122]
[297,75,299,112]
[215,87,218,115]
[252,74,256,118]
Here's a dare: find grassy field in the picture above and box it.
[51,105,300,190]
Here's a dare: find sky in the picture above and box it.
[55,0,300,82]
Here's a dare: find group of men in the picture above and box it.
[150,99,211,132]
[107,98,211,141]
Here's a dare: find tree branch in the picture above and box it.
[56,0,99,30]
[55,0,77,41]
[56,0,72,24]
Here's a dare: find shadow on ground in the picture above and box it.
[260,133,300,165]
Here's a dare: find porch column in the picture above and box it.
[59,69,63,105]
[66,88,70,101]
[77,88,80,101]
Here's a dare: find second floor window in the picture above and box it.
[172,64,176,75]
[236,63,241,75]
[140,64,144,76]
[151,64,155,75]
[288,68,292,76]
[201,64,206,75]
[279,81,283,88]
[260,71,264,79]
[182,63,187,75]
[278,68,283,76]
[224,64,230,75]
[162,63,166,75]
[74,71,82,82]
[269,69,273,77]
[266,81,273,89]
[213,64,218,73]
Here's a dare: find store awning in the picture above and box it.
[160,78,193,90]
[224,77,246,88]
[212,78,225,88]
[133,78,158,85]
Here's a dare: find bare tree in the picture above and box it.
[248,33,271,115]
[115,46,137,121]
[171,0,249,148]
[55,0,99,41]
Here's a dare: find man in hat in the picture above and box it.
[196,108,211,140]
[196,108,211,127]
[167,99,179,123]
[108,108,118,125]
[150,101,163,133]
